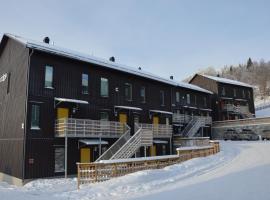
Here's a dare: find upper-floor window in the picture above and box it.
[248,91,251,99]
[31,104,40,129]
[194,95,197,105]
[221,87,226,96]
[233,88,237,97]
[160,90,165,106]
[45,65,53,88]
[100,112,109,121]
[82,73,89,94]
[125,83,132,101]
[203,97,207,107]
[176,91,180,103]
[100,77,109,97]
[242,90,246,98]
[187,94,190,104]
[140,86,146,103]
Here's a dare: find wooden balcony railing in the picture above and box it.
[55,118,129,138]
[135,123,173,138]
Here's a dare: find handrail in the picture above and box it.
[135,123,173,137]
[95,128,131,162]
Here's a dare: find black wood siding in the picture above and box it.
[0,37,29,179]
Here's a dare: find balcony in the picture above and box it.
[222,104,250,114]
[222,104,234,112]
[55,118,129,138]
[135,123,173,138]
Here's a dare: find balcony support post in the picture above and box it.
[65,136,68,178]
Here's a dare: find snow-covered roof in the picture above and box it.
[54,97,88,104]
[201,74,253,88]
[4,33,212,94]
[114,105,142,111]
[79,139,108,145]
[149,110,173,115]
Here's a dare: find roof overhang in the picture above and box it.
[199,108,212,112]
[55,97,89,104]
[114,105,142,111]
[149,110,173,115]
[79,139,108,145]
[235,99,248,102]
[183,106,198,109]
[153,140,168,144]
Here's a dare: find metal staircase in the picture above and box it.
[182,117,205,137]
[96,123,153,161]
[111,124,153,159]
[96,124,131,162]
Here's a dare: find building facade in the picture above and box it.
[189,74,255,121]
[0,34,213,182]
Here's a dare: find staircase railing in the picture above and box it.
[95,124,130,162]
[186,118,205,137]
[111,124,153,159]
[181,117,197,136]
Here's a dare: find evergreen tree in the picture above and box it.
[247,57,253,69]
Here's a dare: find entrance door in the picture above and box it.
[150,145,156,156]
[57,108,69,119]
[80,148,91,163]
[153,116,159,125]
[119,113,127,123]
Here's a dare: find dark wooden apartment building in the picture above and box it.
[0,34,212,183]
[190,74,255,121]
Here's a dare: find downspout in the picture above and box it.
[22,48,34,182]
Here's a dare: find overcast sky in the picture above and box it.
[0,0,270,80]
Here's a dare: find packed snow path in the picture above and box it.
[0,141,270,200]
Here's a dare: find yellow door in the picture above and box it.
[150,145,156,156]
[57,108,69,119]
[80,148,91,163]
[153,116,159,125]
[119,113,127,123]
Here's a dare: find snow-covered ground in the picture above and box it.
[1,141,270,200]
[256,107,270,117]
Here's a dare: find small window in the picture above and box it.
[221,87,226,96]
[233,89,237,97]
[187,94,190,104]
[140,86,146,103]
[203,97,207,107]
[54,147,65,173]
[248,91,251,99]
[82,73,89,94]
[194,95,197,105]
[242,90,246,98]
[45,65,53,88]
[160,90,165,105]
[100,112,109,121]
[100,77,109,97]
[31,105,40,129]
[125,83,132,101]
[176,91,180,103]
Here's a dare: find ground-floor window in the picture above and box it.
[162,145,166,155]
[55,147,65,173]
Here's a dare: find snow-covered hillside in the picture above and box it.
[1,141,270,200]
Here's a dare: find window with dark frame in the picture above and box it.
[100,77,109,97]
[31,104,40,129]
[82,73,89,94]
[233,88,237,97]
[176,91,180,103]
[160,90,165,105]
[242,90,246,98]
[221,87,226,96]
[194,95,197,105]
[45,65,53,88]
[54,147,65,173]
[187,94,190,104]
[100,112,109,121]
[125,83,132,101]
[204,97,207,107]
[248,91,251,99]
[140,86,146,103]
[6,72,11,94]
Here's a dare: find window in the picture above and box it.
[125,83,132,101]
[7,73,11,94]
[242,90,246,98]
[248,91,251,99]
[160,90,165,105]
[140,86,146,103]
[82,73,89,94]
[31,105,40,129]
[45,65,53,88]
[187,94,190,104]
[100,77,109,97]
[194,95,197,105]
[100,112,109,121]
[176,91,180,103]
[221,87,226,96]
[203,97,207,107]
[233,89,237,97]
[54,147,65,173]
